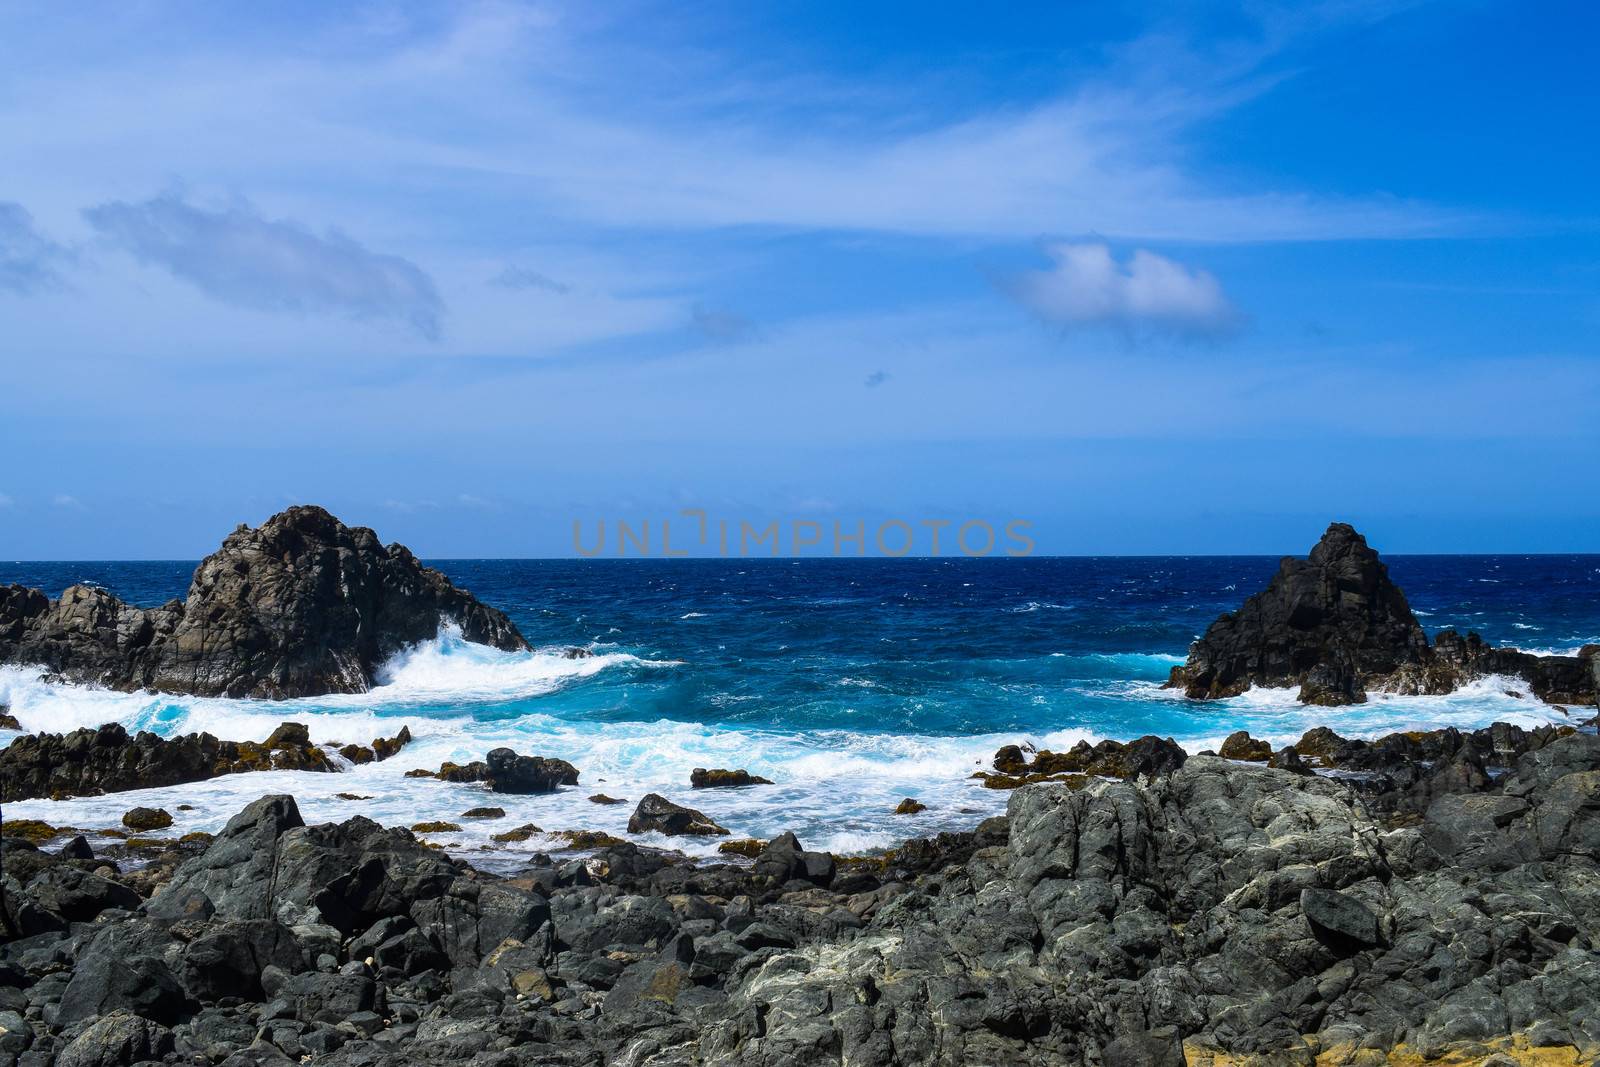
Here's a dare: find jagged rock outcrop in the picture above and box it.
[1167,522,1600,707]
[5,724,1600,1066]
[0,721,414,802]
[0,505,528,699]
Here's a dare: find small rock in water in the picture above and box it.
[627,794,730,836]
[588,794,626,805]
[485,748,580,794]
[689,767,773,788]
[411,821,463,834]
[460,807,507,819]
[894,798,928,814]
[122,807,173,832]
[492,823,544,843]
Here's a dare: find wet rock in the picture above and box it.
[893,798,927,814]
[0,720,342,802]
[0,505,528,698]
[588,793,626,805]
[122,806,173,831]
[627,793,730,836]
[1167,523,1597,707]
[690,768,774,788]
[459,807,505,819]
[491,823,543,843]
[411,822,463,834]
[0,706,19,730]
[485,748,579,794]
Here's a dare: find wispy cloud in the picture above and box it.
[0,492,14,509]
[864,370,888,388]
[0,202,72,294]
[52,493,84,510]
[4,6,1455,248]
[84,192,444,339]
[1009,242,1241,339]
[491,266,571,294]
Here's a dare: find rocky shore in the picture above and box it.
[3,715,1598,1067]
[0,723,414,803]
[0,506,527,699]
[1166,522,1600,707]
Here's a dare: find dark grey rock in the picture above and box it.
[0,505,528,700]
[1301,887,1382,950]
[627,793,729,836]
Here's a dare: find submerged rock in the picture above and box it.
[0,504,528,699]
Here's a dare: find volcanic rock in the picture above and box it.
[1168,522,1599,707]
[484,748,579,794]
[689,767,773,788]
[0,505,528,699]
[0,721,351,802]
[627,793,730,836]
[1217,730,1272,762]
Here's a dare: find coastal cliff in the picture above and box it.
[0,506,527,699]
[1167,522,1600,707]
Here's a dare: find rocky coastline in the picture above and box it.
[3,714,1599,1067]
[5,514,1600,1064]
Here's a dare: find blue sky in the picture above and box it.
[1,0,1597,558]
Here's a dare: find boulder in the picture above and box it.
[55,1011,173,1067]
[1218,730,1273,762]
[122,806,173,831]
[0,505,528,698]
[484,748,579,794]
[627,793,729,836]
[1300,886,1382,950]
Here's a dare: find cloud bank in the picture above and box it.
[1011,242,1240,338]
[84,193,444,340]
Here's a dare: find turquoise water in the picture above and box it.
[3,555,1597,858]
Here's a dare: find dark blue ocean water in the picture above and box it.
[4,555,1597,855]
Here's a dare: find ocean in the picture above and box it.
[3,555,1598,863]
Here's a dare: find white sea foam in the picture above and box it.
[1,626,1587,861]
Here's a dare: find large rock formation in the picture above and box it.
[4,722,1600,1066]
[0,505,527,698]
[1167,522,1599,707]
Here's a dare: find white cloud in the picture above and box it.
[84,192,444,340]
[0,6,1452,246]
[53,493,84,510]
[1010,242,1240,338]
